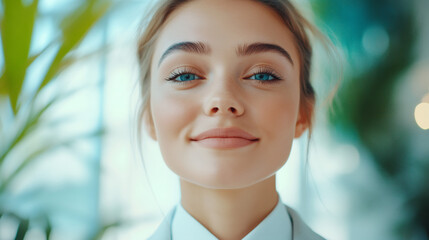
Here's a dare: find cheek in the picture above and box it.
[252,90,300,162]
[254,92,300,138]
[151,92,198,141]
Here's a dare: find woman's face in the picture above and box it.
[147,0,307,189]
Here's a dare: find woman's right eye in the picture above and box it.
[165,69,203,83]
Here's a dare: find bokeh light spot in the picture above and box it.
[362,25,390,57]
[415,102,429,130]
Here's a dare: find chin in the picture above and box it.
[182,171,275,190]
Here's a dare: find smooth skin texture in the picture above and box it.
[146,0,308,239]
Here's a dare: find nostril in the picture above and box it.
[212,107,219,113]
[209,106,240,115]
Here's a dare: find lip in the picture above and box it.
[190,127,259,149]
[191,127,258,141]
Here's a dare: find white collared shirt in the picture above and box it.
[171,194,292,240]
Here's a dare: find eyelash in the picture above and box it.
[246,68,282,84]
[165,67,283,85]
[165,68,202,85]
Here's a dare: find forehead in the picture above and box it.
[152,0,299,65]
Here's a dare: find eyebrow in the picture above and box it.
[158,41,210,67]
[236,42,294,65]
[158,41,294,67]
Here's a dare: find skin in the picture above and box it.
[146,0,309,239]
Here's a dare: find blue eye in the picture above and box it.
[249,73,276,81]
[166,69,203,83]
[175,73,200,81]
[245,69,282,84]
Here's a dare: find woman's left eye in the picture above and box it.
[244,70,282,84]
[248,73,277,81]
[174,73,200,81]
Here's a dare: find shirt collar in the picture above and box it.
[171,194,292,240]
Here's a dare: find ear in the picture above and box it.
[143,109,157,141]
[294,112,309,138]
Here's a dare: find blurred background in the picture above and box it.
[0,0,428,239]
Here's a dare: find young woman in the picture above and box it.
[137,0,334,239]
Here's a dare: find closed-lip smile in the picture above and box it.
[190,127,259,149]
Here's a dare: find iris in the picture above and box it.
[249,73,276,81]
[177,73,198,81]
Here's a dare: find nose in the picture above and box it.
[203,80,244,117]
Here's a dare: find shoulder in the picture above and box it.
[285,205,326,240]
[147,204,327,240]
[147,206,176,240]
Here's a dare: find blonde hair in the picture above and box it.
[136,0,338,153]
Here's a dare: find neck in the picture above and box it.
[180,175,279,240]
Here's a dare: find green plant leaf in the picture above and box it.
[58,43,111,72]
[0,71,6,95]
[35,0,111,97]
[0,128,105,192]
[0,76,104,166]
[45,216,52,240]
[26,38,59,68]
[1,0,39,114]
[90,221,122,240]
[0,96,56,165]
[14,218,29,240]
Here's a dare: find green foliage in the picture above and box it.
[318,0,429,237]
[0,0,38,109]
[0,0,121,239]
[35,0,111,98]
[0,211,53,240]
[0,0,110,193]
